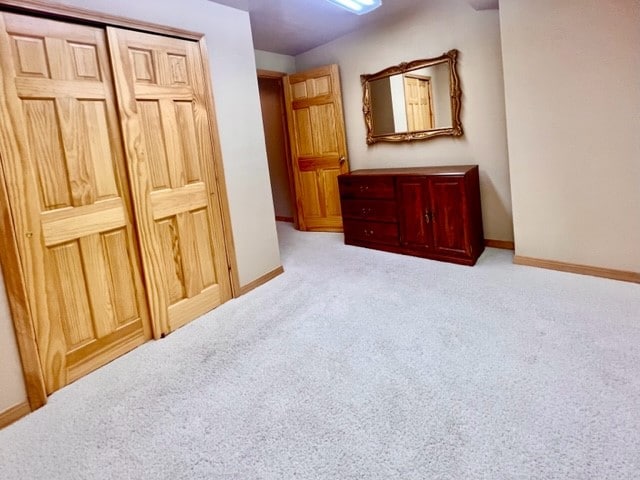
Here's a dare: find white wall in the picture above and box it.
[54,0,282,286]
[390,74,408,133]
[500,0,640,272]
[296,0,512,242]
[255,49,296,74]
[0,273,27,412]
[429,64,453,129]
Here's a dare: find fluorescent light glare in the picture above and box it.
[326,0,382,15]
[333,0,363,11]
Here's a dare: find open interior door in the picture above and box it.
[283,65,349,232]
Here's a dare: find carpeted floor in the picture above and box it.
[1,222,639,479]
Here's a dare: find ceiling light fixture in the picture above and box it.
[326,0,382,15]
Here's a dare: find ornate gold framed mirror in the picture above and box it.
[361,49,462,144]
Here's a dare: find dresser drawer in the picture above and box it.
[343,220,399,246]
[341,199,398,222]
[338,175,395,199]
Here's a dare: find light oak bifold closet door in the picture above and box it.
[0,12,231,394]
[106,28,232,335]
[0,13,151,394]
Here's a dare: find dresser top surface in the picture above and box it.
[343,165,477,177]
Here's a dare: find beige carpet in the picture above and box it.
[1,222,639,479]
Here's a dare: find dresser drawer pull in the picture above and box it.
[358,185,369,192]
[360,207,373,216]
[363,229,375,236]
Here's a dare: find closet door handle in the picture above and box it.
[339,156,346,166]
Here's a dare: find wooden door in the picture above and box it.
[283,65,349,232]
[397,177,433,251]
[428,177,470,256]
[0,13,151,393]
[107,28,232,335]
[404,75,434,131]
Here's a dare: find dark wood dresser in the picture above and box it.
[338,166,485,266]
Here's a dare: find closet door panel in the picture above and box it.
[0,13,151,393]
[107,27,232,335]
[21,99,71,209]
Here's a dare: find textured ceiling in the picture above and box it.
[210,0,498,56]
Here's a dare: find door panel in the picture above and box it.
[397,178,432,250]
[0,13,151,393]
[313,104,339,153]
[404,76,434,131]
[107,27,231,335]
[284,65,349,231]
[429,177,469,255]
[294,109,314,156]
[299,171,322,218]
[322,169,343,217]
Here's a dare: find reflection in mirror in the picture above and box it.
[362,50,462,144]
[369,62,452,134]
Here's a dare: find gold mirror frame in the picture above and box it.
[361,49,463,144]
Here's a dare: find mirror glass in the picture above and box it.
[361,50,463,144]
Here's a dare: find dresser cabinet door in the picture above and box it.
[397,177,433,250]
[428,176,470,256]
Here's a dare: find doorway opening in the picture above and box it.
[257,70,297,228]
